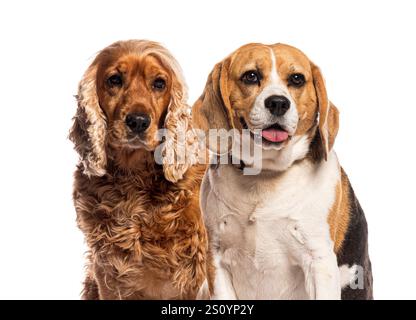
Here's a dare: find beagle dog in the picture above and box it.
[193,43,373,300]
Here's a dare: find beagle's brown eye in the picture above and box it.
[107,74,123,87]
[152,78,166,90]
[288,73,305,87]
[241,70,261,85]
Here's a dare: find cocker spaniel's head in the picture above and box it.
[70,40,196,182]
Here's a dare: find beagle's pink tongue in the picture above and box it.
[261,128,288,142]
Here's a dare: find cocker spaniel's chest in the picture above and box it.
[77,175,193,256]
[75,172,204,299]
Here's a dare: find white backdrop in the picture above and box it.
[0,0,415,299]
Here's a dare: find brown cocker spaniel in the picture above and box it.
[69,40,211,300]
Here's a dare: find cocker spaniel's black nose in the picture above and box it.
[265,95,290,117]
[125,113,151,134]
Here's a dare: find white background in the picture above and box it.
[0,0,415,299]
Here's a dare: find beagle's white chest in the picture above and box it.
[201,152,341,299]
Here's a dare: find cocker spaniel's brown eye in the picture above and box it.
[107,74,123,87]
[241,70,261,85]
[152,78,166,90]
[288,73,305,87]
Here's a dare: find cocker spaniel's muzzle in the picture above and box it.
[125,112,151,135]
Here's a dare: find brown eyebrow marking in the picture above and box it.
[289,65,300,72]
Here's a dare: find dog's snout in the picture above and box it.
[264,95,291,117]
[125,113,151,134]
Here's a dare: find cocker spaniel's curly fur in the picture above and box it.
[69,40,212,299]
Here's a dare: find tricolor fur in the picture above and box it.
[193,43,373,300]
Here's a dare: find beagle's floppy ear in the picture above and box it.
[311,62,339,161]
[69,63,107,176]
[192,59,236,154]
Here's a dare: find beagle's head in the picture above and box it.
[193,43,339,170]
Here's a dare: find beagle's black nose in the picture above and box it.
[125,113,151,134]
[265,95,291,117]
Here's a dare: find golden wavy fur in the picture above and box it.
[69,40,212,299]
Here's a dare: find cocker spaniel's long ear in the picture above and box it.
[69,63,107,176]
[161,59,199,183]
[192,58,235,155]
[311,62,339,161]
